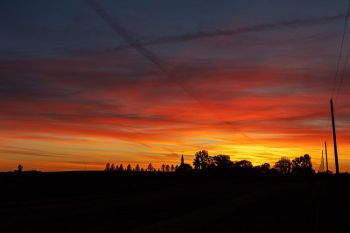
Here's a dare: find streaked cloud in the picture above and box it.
[1,0,350,172]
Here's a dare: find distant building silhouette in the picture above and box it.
[176,154,192,172]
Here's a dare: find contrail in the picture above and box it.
[85,0,168,74]
[85,0,204,104]
[86,13,346,53]
[84,0,274,139]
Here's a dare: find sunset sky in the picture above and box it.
[1,0,350,172]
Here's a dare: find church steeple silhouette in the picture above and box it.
[177,154,192,172]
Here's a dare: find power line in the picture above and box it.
[324,1,350,174]
[335,41,350,102]
[331,1,350,100]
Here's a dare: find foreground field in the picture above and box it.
[0,172,348,233]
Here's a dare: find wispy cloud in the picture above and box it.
[74,13,346,55]
[2,1,350,171]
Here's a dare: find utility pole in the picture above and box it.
[325,141,329,173]
[330,98,340,175]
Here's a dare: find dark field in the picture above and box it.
[0,172,349,233]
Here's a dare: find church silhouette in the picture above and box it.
[176,155,193,172]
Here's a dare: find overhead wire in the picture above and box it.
[331,1,350,100]
[325,0,350,173]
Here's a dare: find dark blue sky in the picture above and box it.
[1,0,348,59]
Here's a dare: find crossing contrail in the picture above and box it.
[86,13,346,53]
[85,0,248,138]
[85,0,204,104]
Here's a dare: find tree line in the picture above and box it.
[104,149,315,175]
[192,150,314,175]
[104,163,178,172]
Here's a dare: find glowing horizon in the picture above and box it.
[1,0,350,172]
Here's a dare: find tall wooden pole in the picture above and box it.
[325,141,329,173]
[330,98,340,175]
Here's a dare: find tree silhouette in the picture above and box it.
[254,163,270,173]
[233,160,253,169]
[147,163,154,172]
[17,164,23,173]
[274,157,292,175]
[103,153,315,176]
[213,155,233,169]
[105,163,110,171]
[292,154,314,175]
[193,150,212,170]
[135,164,140,172]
